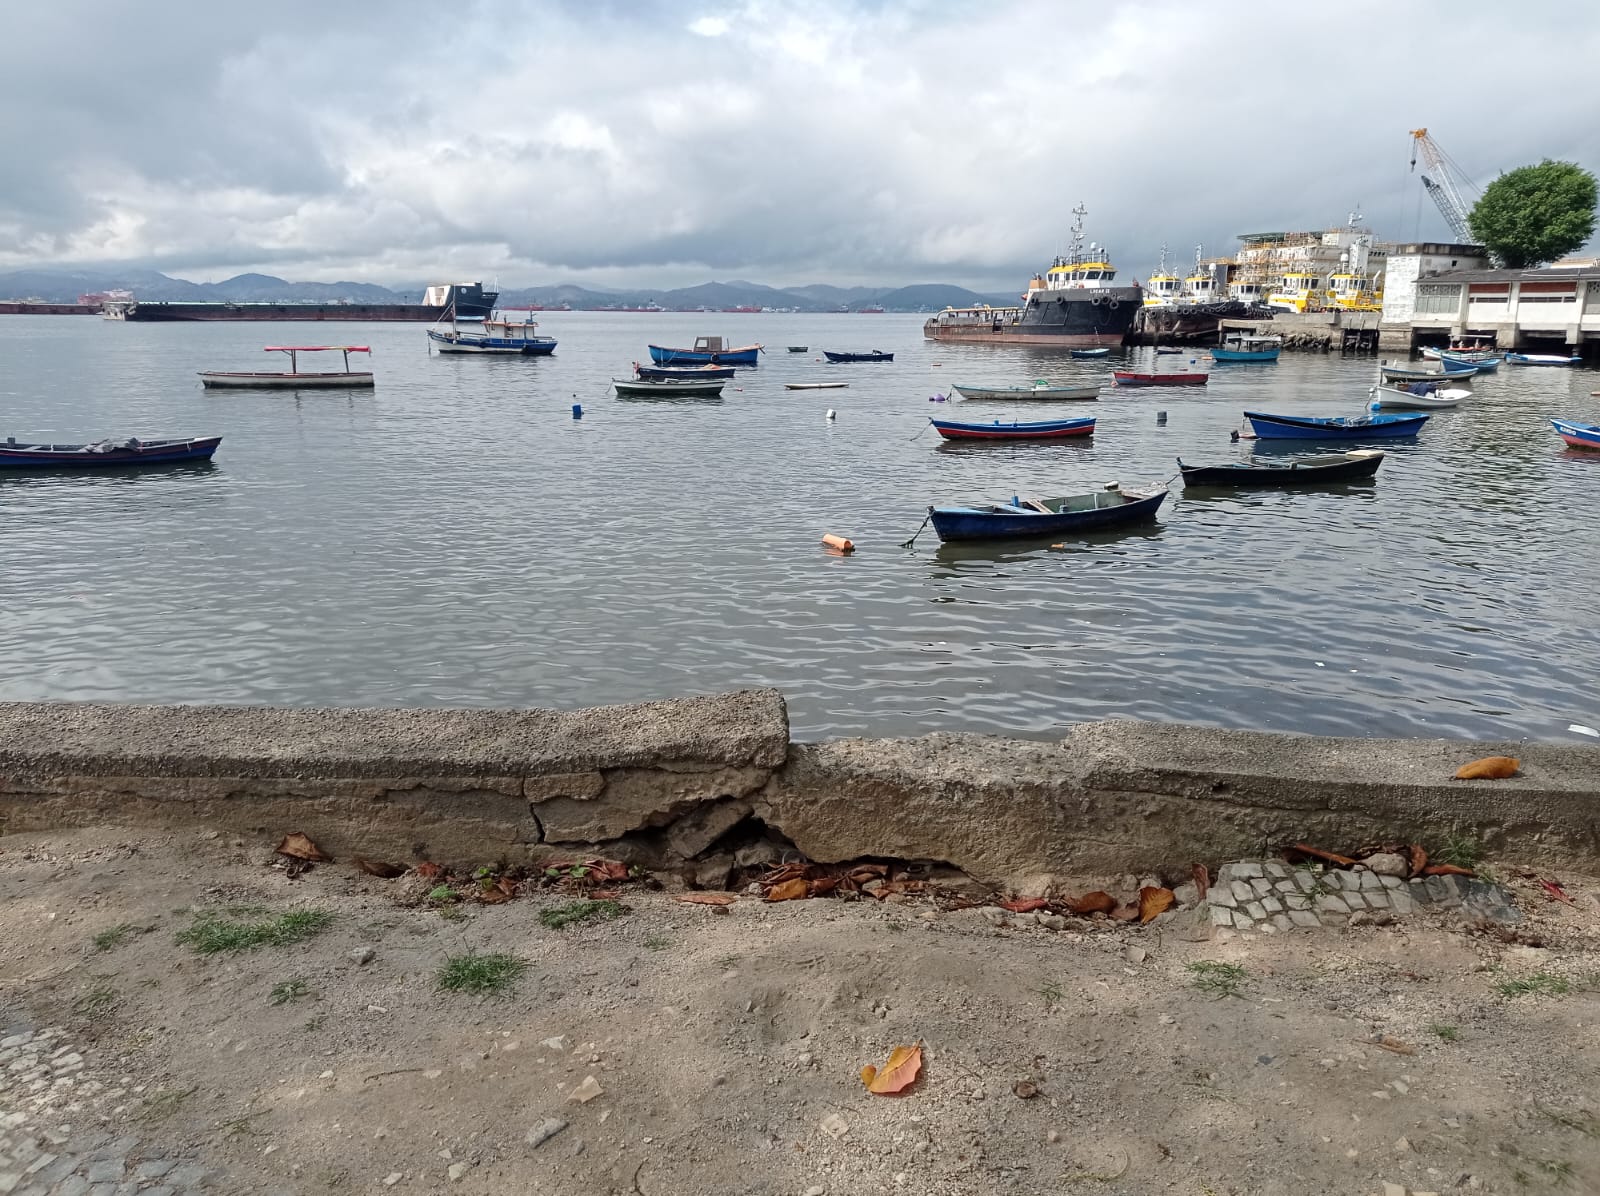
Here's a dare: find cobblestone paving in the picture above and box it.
[1205,858,1521,932]
[0,1025,218,1195]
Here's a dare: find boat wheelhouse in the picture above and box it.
[1143,245,1184,308]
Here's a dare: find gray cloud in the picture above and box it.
[4,0,1598,287]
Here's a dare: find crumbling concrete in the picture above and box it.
[1,692,1597,886]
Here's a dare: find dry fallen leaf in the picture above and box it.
[276,832,330,863]
[1408,844,1429,878]
[413,861,445,880]
[476,887,511,904]
[1539,878,1576,905]
[353,857,407,879]
[1000,898,1049,914]
[1454,755,1520,780]
[590,860,631,882]
[1138,886,1176,923]
[1365,1035,1416,1056]
[1286,843,1358,867]
[1012,1080,1039,1100]
[1191,862,1210,899]
[765,878,810,902]
[674,893,736,907]
[860,1042,923,1095]
[1068,891,1117,916]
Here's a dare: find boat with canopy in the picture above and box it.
[198,346,374,389]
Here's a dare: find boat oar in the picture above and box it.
[900,509,933,548]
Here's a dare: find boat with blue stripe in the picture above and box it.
[1244,411,1429,440]
[428,314,556,355]
[931,416,1094,442]
[1507,352,1583,367]
[1211,334,1281,362]
[1552,418,1600,450]
[647,336,762,365]
[633,362,736,380]
[928,486,1167,541]
[0,435,221,469]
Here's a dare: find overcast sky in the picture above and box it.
[4,1,1599,290]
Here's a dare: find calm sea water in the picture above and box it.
[1,312,1597,742]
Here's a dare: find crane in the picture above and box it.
[1409,128,1479,243]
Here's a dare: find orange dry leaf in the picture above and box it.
[1408,844,1429,878]
[413,861,445,880]
[674,893,736,907]
[1286,843,1359,867]
[766,878,810,902]
[1000,898,1050,914]
[1366,1035,1416,1056]
[1138,886,1175,923]
[1068,891,1117,916]
[1191,863,1210,899]
[477,886,511,904]
[276,832,331,862]
[589,859,631,881]
[809,877,840,897]
[353,857,407,879]
[1455,755,1519,780]
[860,1042,923,1095]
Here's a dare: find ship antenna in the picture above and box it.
[1070,202,1086,260]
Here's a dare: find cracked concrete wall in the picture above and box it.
[1,694,1597,885]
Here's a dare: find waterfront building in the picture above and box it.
[1379,249,1600,353]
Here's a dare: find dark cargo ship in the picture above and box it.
[105,282,497,323]
[923,206,1141,348]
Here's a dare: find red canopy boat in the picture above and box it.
[1112,371,1208,387]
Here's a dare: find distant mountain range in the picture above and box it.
[0,268,1019,312]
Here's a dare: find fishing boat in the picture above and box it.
[198,346,374,388]
[1507,352,1583,367]
[930,416,1095,442]
[927,486,1167,542]
[1368,382,1471,410]
[1440,352,1498,373]
[1211,334,1282,363]
[787,346,809,353]
[1177,450,1384,487]
[952,381,1100,401]
[1155,347,1184,355]
[1423,345,1500,366]
[1070,347,1112,359]
[1379,360,1475,383]
[613,377,727,398]
[0,435,221,469]
[632,362,735,380]
[1113,371,1208,387]
[784,382,849,391]
[1429,337,1497,361]
[823,350,893,363]
[647,336,761,365]
[1244,411,1429,440]
[427,315,557,355]
[1551,417,1600,449]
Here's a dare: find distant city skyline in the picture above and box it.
[4,1,1598,291]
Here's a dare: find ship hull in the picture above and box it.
[121,303,457,322]
[924,287,1141,348]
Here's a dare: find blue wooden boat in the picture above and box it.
[1380,359,1475,383]
[1507,352,1583,367]
[1439,352,1498,372]
[1070,347,1112,359]
[0,435,221,469]
[1212,335,1281,363]
[1244,411,1429,440]
[823,350,893,363]
[928,486,1167,542]
[647,336,761,365]
[1552,417,1600,450]
[633,362,736,380]
[931,416,1095,441]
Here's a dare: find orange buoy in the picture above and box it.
[821,534,855,553]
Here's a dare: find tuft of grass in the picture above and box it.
[1497,972,1572,999]
[437,951,528,996]
[269,978,316,1006]
[538,899,623,930]
[92,923,136,952]
[1188,960,1248,999]
[177,909,334,955]
[73,983,118,1020]
[1038,979,1065,1008]
[643,935,671,951]
[303,1014,326,1032]
[1428,1023,1460,1042]
[1537,1104,1600,1138]
[426,885,459,904]
[1434,834,1484,870]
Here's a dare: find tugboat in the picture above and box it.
[1143,245,1184,308]
[923,204,1142,348]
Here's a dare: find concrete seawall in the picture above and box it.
[1,691,1595,885]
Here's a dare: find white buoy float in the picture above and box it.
[826,409,836,421]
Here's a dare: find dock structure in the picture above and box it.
[1216,311,1380,354]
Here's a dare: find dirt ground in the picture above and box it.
[3,827,1600,1196]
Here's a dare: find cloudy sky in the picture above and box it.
[4,1,1599,290]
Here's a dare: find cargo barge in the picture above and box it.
[104,282,497,323]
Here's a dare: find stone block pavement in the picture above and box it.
[1205,859,1521,933]
[0,1026,220,1196]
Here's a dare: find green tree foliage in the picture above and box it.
[1468,160,1598,269]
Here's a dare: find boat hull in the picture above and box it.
[613,379,727,397]
[784,382,849,390]
[427,330,556,355]
[952,384,1100,401]
[1113,372,1208,387]
[199,371,374,389]
[634,364,735,380]
[1369,384,1470,411]
[1070,348,1112,359]
[1508,353,1582,366]
[647,344,760,365]
[929,489,1166,541]
[1211,348,1280,362]
[823,351,893,363]
[1380,363,1474,382]
[1552,418,1600,449]
[0,436,222,469]
[924,287,1141,348]
[1245,411,1428,440]
[931,417,1094,441]
[1178,450,1384,487]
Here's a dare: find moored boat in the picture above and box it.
[823,350,893,363]
[930,416,1095,441]
[1379,360,1475,383]
[1368,382,1471,411]
[647,336,761,365]
[1244,411,1429,440]
[1211,334,1281,363]
[633,362,736,380]
[928,486,1167,542]
[1439,352,1498,372]
[952,381,1100,401]
[1070,347,1112,359]
[0,435,221,469]
[787,346,809,353]
[1551,417,1600,449]
[199,346,374,388]
[612,377,727,398]
[427,315,557,355]
[1177,450,1383,487]
[1155,347,1184,355]
[784,382,849,390]
[1507,352,1583,367]
[1113,371,1208,387]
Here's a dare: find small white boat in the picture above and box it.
[1368,382,1472,411]
[199,346,374,389]
[784,382,849,390]
[1506,352,1582,367]
[428,314,557,355]
[952,380,1101,401]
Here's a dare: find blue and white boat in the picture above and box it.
[647,336,762,365]
[1245,411,1429,440]
[1212,334,1281,363]
[1380,359,1475,383]
[428,314,557,355]
[1439,352,1498,372]
[1552,417,1600,450]
[1507,352,1582,367]
[633,362,736,380]
[928,486,1167,542]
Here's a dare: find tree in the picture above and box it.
[1468,160,1598,269]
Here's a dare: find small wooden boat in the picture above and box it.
[0,435,221,469]
[199,346,374,388]
[1244,411,1429,440]
[612,377,726,398]
[1423,346,1500,369]
[931,416,1095,441]
[784,382,849,391]
[1507,352,1582,367]
[1425,339,1497,361]
[823,350,893,363]
[1440,352,1498,372]
[952,381,1100,401]
[1155,347,1184,355]
[427,316,557,355]
[648,336,761,365]
[1113,371,1208,387]
[1070,347,1112,359]
[1177,450,1384,487]
[1211,334,1281,363]
[928,486,1167,542]
[633,362,735,380]
[1368,382,1472,410]
[787,346,809,353]
[1551,417,1600,450]
[1379,360,1475,383]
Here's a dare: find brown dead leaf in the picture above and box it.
[589,859,631,882]
[496,875,518,897]
[849,864,890,883]
[476,887,511,904]
[590,888,621,900]
[413,861,445,880]
[808,877,840,898]
[1454,755,1520,780]
[1000,898,1049,914]
[674,893,736,907]
[1364,1035,1416,1056]
[1408,844,1428,878]
[276,832,330,863]
[1191,863,1210,899]
[1285,843,1358,867]
[1067,891,1117,916]
[1012,1080,1039,1100]
[860,1042,923,1095]
[1109,903,1140,922]
[353,857,407,879]
[1138,886,1176,923]
[766,878,810,902]
[1422,863,1476,877]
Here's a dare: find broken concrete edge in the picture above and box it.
[0,694,1597,889]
